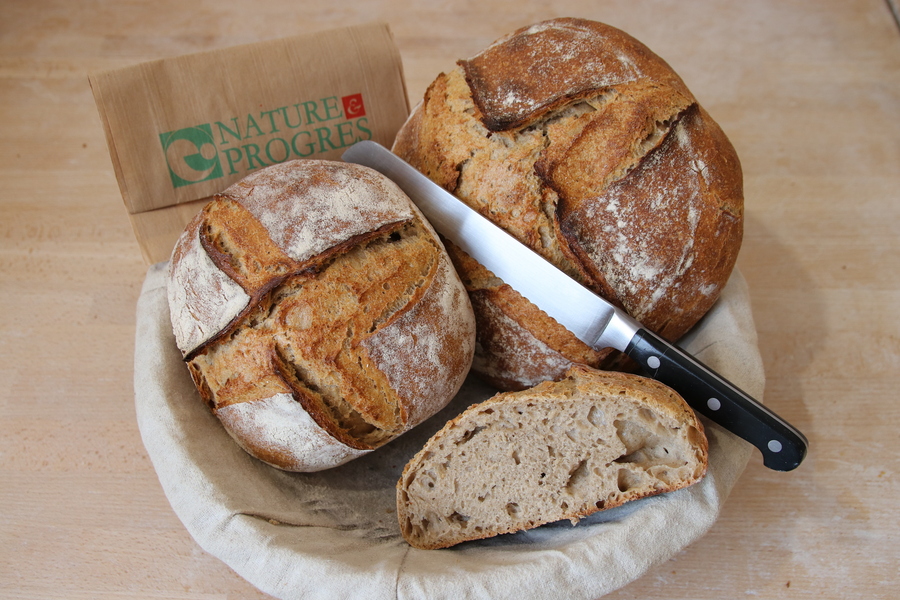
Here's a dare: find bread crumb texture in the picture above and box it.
[396,365,708,549]
[393,18,743,390]
[167,160,476,471]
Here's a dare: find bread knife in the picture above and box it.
[343,140,808,471]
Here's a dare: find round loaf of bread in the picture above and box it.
[166,160,477,472]
[393,18,743,390]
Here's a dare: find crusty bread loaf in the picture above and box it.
[393,18,743,390]
[167,160,476,472]
[396,364,708,549]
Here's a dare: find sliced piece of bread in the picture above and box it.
[396,364,708,549]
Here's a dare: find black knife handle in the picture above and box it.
[625,328,808,471]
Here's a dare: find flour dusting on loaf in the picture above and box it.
[230,162,415,264]
[363,258,475,426]
[216,393,370,471]
[167,217,251,356]
[393,17,743,390]
[166,160,476,472]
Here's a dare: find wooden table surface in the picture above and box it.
[2,1,898,598]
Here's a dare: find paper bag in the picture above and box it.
[90,22,410,264]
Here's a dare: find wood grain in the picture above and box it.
[1,1,898,598]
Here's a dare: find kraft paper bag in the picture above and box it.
[90,22,409,264]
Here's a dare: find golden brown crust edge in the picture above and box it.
[459,17,695,132]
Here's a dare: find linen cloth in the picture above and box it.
[134,263,761,600]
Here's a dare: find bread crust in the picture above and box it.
[393,18,743,390]
[167,160,476,471]
[460,19,693,132]
[396,364,708,549]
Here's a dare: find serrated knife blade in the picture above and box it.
[343,140,807,471]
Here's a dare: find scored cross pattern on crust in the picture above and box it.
[185,197,441,450]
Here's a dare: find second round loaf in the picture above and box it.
[393,18,744,390]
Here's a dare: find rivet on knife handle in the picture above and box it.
[625,328,808,471]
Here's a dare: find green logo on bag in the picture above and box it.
[159,124,224,188]
[158,94,371,189]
